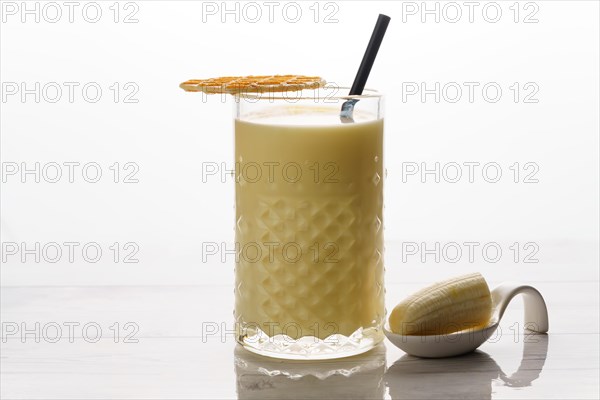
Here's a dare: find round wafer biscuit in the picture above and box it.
[179,75,326,94]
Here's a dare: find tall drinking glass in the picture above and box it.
[233,88,384,359]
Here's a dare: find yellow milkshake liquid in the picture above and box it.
[234,102,384,359]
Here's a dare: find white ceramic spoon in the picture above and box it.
[384,282,549,358]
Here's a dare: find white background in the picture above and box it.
[1,1,598,286]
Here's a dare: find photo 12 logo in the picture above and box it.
[400,82,540,104]
[201,1,340,23]
[201,321,340,343]
[1,162,140,183]
[1,2,140,23]
[401,241,540,264]
[201,241,340,264]
[2,321,140,343]
[1,242,140,264]
[400,2,539,24]
[201,160,340,184]
[400,162,540,184]
[1,82,140,104]
[195,81,343,104]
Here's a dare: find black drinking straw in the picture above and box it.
[341,14,391,122]
[349,14,391,95]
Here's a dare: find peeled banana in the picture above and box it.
[389,272,492,335]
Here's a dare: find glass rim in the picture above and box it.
[233,86,382,101]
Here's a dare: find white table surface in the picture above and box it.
[2,243,598,400]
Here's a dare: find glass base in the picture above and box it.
[237,326,384,360]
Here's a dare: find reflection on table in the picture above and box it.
[385,334,549,400]
[234,334,548,400]
[235,344,386,399]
